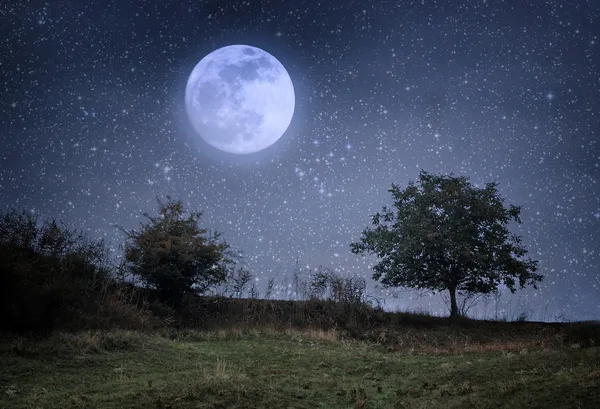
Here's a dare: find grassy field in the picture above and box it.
[1,328,599,409]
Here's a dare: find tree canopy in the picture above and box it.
[122,197,233,309]
[350,170,542,318]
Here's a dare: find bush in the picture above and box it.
[306,266,368,306]
[0,210,153,333]
[121,197,235,309]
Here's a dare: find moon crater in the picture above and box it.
[185,45,295,154]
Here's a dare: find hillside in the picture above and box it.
[1,328,598,409]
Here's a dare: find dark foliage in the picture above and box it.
[2,194,594,353]
[120,196,234,310]
[0,210,110,333]
[350,170,543,319]
[305,265,368,305]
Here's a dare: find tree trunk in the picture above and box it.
[449,286,458,320]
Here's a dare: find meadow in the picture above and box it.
[2,316,599,409]
[1,207,599,408]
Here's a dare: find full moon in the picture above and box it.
[184,45,295,154]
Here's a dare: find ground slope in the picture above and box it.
[1,329,598,409]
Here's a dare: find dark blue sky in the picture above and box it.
[1,0,598,320]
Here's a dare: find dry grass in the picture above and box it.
[1,328,598,409]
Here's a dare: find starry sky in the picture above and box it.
[1,0,599,321]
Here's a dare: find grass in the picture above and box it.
[1,328,599,409]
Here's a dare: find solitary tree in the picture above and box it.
[350,171,542,319]
[122,197,234,309]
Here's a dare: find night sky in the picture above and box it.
[1,0,599,321]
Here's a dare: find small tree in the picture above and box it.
[122,197,233,309]
[350,170,542,319]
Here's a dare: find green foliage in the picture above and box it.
[350,170,542,318]
[0,210,109,333]
[122,196,233,309]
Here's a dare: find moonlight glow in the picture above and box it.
[1,1,599,322]
[185,45,295,154]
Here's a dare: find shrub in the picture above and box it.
[0,210,108,333]
[121,197,236,309]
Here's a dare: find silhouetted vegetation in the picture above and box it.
[0,188,596,351]
[120,196,235,310]
[1,197,599,408]
[0,210,154,333]
[351,171,543,319]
